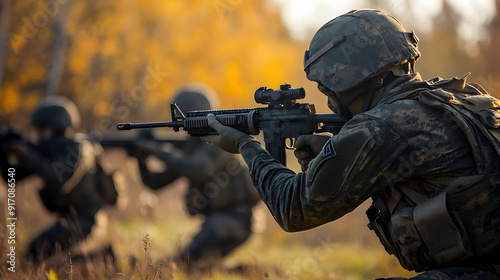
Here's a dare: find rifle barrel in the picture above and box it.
[117,121,182,130]
[99,135,187,150]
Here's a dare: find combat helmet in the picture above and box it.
[172,83,220,113]
[31,95,81,131]
[304,10,420,118]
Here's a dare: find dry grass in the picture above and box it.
[0,150,418,279]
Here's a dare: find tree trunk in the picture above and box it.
[0,0,12,101]
[46,0,72,97]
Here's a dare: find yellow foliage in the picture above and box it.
[101,39,117,56]
[96,77,113,95]
[94,100,111,117]
[223,62,245,98]
[1,83,19,114]
[3,0,308,128]
[19,63,46,86]
[46,269,58,280]
[4,0,500,131]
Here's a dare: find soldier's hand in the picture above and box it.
[202,114,253,153]
[294,134,331,172]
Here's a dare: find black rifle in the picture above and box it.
[0,127,23,150]
[99,130,187,153]
[117,84,345,165]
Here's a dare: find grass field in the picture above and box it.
[0,150,418,279]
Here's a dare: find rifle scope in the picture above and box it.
[255,83,305,104]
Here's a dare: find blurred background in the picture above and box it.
[0,0,499,279]
[1,0,499,130]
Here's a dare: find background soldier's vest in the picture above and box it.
[367,76,500,272]
[39,134,117,213]
[184,142,261,216]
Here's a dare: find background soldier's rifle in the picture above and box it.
[0,127,22,148]
[99,130,187,154]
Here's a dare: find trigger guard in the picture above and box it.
[285,138,294,149]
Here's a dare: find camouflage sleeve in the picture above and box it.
[239,116,409,232]
[137,149,185,189]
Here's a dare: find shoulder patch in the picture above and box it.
[306,128,375,197]
[323,139,336,159]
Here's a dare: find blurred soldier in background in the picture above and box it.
[203,10,500,280]
[0,96,117,263]
[133,84,260,268]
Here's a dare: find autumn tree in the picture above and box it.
[0,0,309,134]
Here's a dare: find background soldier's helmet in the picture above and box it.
[172,83,220,113]
[303,9,420,95]
[31,96,81,131]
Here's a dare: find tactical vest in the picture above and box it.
[367,76,500,272]
[183,143,260,215]
[40,135,118,212]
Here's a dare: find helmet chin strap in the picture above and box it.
[328,94,354,121]
[334,72,388,117]
[331,76,376,121]
[324,62,415,119]
[392,61,414,76]
[361,62,415,112]
[361,72,391,112]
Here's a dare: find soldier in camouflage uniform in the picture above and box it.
[203,10,500,279]
[133,84,260,267]
[0,96,115,263]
